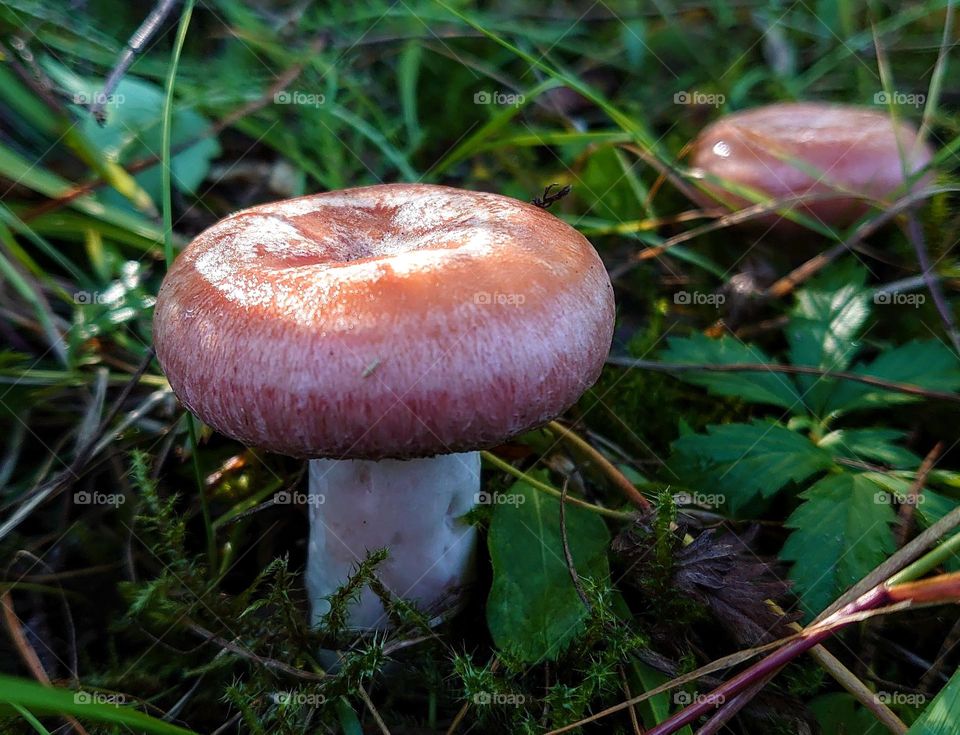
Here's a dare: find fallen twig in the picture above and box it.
[897,442,944,547]
[607,356,960,405]
[89,0,179,124]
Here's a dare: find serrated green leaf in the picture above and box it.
[818,428,921,469]
[486,473,610,663]
[908,666,960,734]
[787,266,871,416]
[669,420,835,512]
[824,341,960,415]
[659,334,801,410]
[782,473,896,617]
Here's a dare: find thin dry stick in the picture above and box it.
[445,657,501,735]
[0,348,156,542]
[481,451,635,520]
[800,636,907,734]
[548,506,960,735]
[819,503,960,622]
[646,573,960,735]
[1,591,91,735]
[767,184,960,298]
[905,212,960,354]
[22,36,325,222]
[765,601,907,734]
[184,620,325,681]
[548,421,653,513]
[89,0,179,123]
[606,357,960,405]
[559,479,592,610]
[357,684,392,735]
[620,665,645,735]
[620,191,850,268]
[766,241,850,299]
[544,636,803,734]
[897,442,944,547]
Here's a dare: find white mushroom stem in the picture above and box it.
[306,452,480,630]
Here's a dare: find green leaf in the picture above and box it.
[818,428,921,469]
[669,420,835,512]
[44,61,220,208]
[908,666,960,734]
[659,334,801,410]
[912,491,960,573]
[486,473,610,662]
[782,473,896,617]
[787,265,871,415]
[809,693,882,735]
[0,675,197,735]
[824,341,960,415]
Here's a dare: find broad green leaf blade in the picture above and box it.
[0,676,197,735]
[44,61,220,207]
[825,341,960,415]
[659,334,801,410]
[818,428,921,469]
[782,474,896,618]
[486,473,610,663]
[809,693,882,735]
[907,666,960,734]
[669,420,835,512]
[628,661,693,734]
[787,265,871,416]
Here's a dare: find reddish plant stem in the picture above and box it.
[648,573,960,735]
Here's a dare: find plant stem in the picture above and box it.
[547,421,653,512]
[608,357,960,405]
[480,451,634,521]
[648,572,960,735]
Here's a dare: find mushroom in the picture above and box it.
[153,183,615,630]
[688,102,934,227]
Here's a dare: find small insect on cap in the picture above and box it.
[153,184,615,459]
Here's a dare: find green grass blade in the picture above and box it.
[0,676,199,735]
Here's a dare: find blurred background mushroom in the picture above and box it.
[687,101,935,230]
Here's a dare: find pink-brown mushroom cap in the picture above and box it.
[689,102,934,227]
[154,184,615,459]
